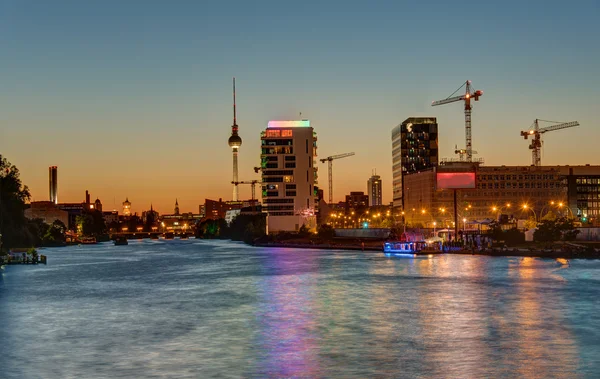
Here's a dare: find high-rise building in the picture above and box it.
[122,198,131,216]
[260,120,318,233]
[49,166,58,204]
[391,117,438,211]
[227,78,242,201]
[367,173,382,206]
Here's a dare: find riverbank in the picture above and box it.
[252,240,600,259]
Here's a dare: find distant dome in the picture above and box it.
[228,134,242,148]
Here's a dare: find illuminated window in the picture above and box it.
[281,130,292,137]
[284,176,294,183]
[266,130,281,138]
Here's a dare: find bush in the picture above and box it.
[317,224,336,240]
[298,224,310,238]
[504,228,525,246]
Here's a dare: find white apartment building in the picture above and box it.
[260,120,318,233]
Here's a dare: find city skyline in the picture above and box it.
[1,1,598,214]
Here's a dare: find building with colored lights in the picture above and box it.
[49,166,58,204]
[367,173,382,206]
[391,117,439,211]
[260,120,318,233]
[402,162,600,227]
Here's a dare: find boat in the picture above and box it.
[79,236,97,245]
[150,233,159,240]
[180,234,189,240]
[113,236,128,246]
[383,240,445,257]
[163,232,174,240]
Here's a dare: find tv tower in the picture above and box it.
[227,77,242,201]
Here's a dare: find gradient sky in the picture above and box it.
[1,0,598,214]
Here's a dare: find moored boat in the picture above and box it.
[79,236,97,245]
[113,236,128,246]
[383,240,444,257]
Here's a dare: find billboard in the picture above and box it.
[436,172,476,189]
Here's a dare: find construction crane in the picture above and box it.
[520,119,579,166]
[231,180,259,202]
[454,145,478,162]
[432,80,483,162]
[319,152,355,204]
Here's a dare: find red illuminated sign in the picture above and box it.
[436,172,476,189]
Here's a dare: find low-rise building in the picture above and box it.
[403,162,600,227]
[25,201,69,226]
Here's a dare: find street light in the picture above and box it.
[522,204,538,223]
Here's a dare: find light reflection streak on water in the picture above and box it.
[254,248,319,377]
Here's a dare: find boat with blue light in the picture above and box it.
[383,231,446,257]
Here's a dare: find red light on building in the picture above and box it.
[436,172,476,189]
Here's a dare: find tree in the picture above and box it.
[0,154,33,250]
[27,218,48,247]
[126,215,142,233]
[298,224,310,238]
[534,217,580,243]
[76,213,95,236]
[317,224,336,240]
[43,220,67,246]
[196,218,228,239]
[524,217,537,230]
[541,210,557,222]
[228,214,266,243]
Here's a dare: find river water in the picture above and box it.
[1,239,599,378]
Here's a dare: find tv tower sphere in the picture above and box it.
[228,134,242,149]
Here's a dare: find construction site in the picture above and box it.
[396,80,596,228]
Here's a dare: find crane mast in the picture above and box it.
[520,119,579,166]
[432,80,483,162]
[319,152,355,204]
[231,180,259,202]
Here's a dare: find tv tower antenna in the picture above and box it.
[228,77,242,201]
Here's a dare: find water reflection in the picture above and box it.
[254,249,320,378]
[511,257,579,378]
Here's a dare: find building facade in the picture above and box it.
[391,117,438,212]
[203,198,244,220]
[403,162,600,227]
[344,191,369,214]
[367,174,382,206]
[260,120,318,232]
[25,201,69,226]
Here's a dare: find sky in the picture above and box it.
[1,0,599,214]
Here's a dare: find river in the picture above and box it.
[1,239,599,378]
